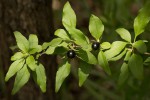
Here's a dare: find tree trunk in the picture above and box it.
[0,0,56,100]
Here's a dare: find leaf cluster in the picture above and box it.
[5,1,150,94]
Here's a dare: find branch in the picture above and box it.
[127,48,150,56]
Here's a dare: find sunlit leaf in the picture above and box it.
[124,50,132,61]
[26,56,37,71]
[49,38,63,46]
[37,45,43,52]
[104,41,127,60]
[29,45,42,54]
[109,49,127,61]
[58,42,68,49]
[36,64,46,92]
[68,28,89,49]
[42,42,51,50]
[54,29,70,40]
[78,61,92,87]
[62,2,76,30]
[42,38,63,50]
[45,46,55,55]
[98,50,111,75]
[14,31,29,52]
[100,42,111,50]
[5,59,25,82]
[12,64,30,95]
[29,34,38,48]
[45,41,68,55]
[89,14,104,41]
[134,2,150,38]
[55,60,71,92]
[28,34,41,54]
[11,52,24,61]
[116,28,131,42]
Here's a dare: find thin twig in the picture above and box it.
[127,48,150,55]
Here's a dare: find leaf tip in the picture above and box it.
[65,1,71,7]
[13,31,22,38]
[11,88,17,95]
[55,87,59,93]
[5,76,8,82]
[91,14,96,18]
[79,83,83,87]
[41,87,46,93]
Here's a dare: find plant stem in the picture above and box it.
[144,52,150,55]
[127,48,150,55]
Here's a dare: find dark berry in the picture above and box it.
[92,42,100,50]
[67,50,76,58]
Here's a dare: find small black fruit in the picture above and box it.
[92,42,100,50]
[67,50,76,58]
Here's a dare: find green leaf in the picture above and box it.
[109,49,127,61]
[100,42,111,50]
[144,57,150,63]
[29,34,38,48]
[124,50,132,61]
[134,2,150,38]
[78,61,92,87]
[78,68,88,87]
[55,60,71,92]
[144,57,150,66]
[38,45,42,52]
[14,31,29,52]
[143,40,148,43]
[128,54,143,80]
[45,46,55,55]
[36,64,46,92]
[89,14,104,40]
[45,41,68,55]
[98,50,111,75]
[62,2,76,30]
[85,43,93,51]
[42,38,63,50]
[54,29,70,40]
[116,28,131,42]
[67,28,89,49]
[11,52,24,61]
[10,45,18,51]
[77,49,97,65]
[12,64,30,95]
[31,71,37,85]
[28,34,42,54]
[58,42,68,49]
[104,41,127,60]
[49,38,63,46]
[133,40,147,54]
[42,42,50,50]
[5,59,25,82]
[53,47,68,55]
[26,56,37,71]
[118,63,129,86]
[29,45,42,54]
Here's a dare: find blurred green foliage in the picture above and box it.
[53,0,150,100]
[0,0,150,100]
